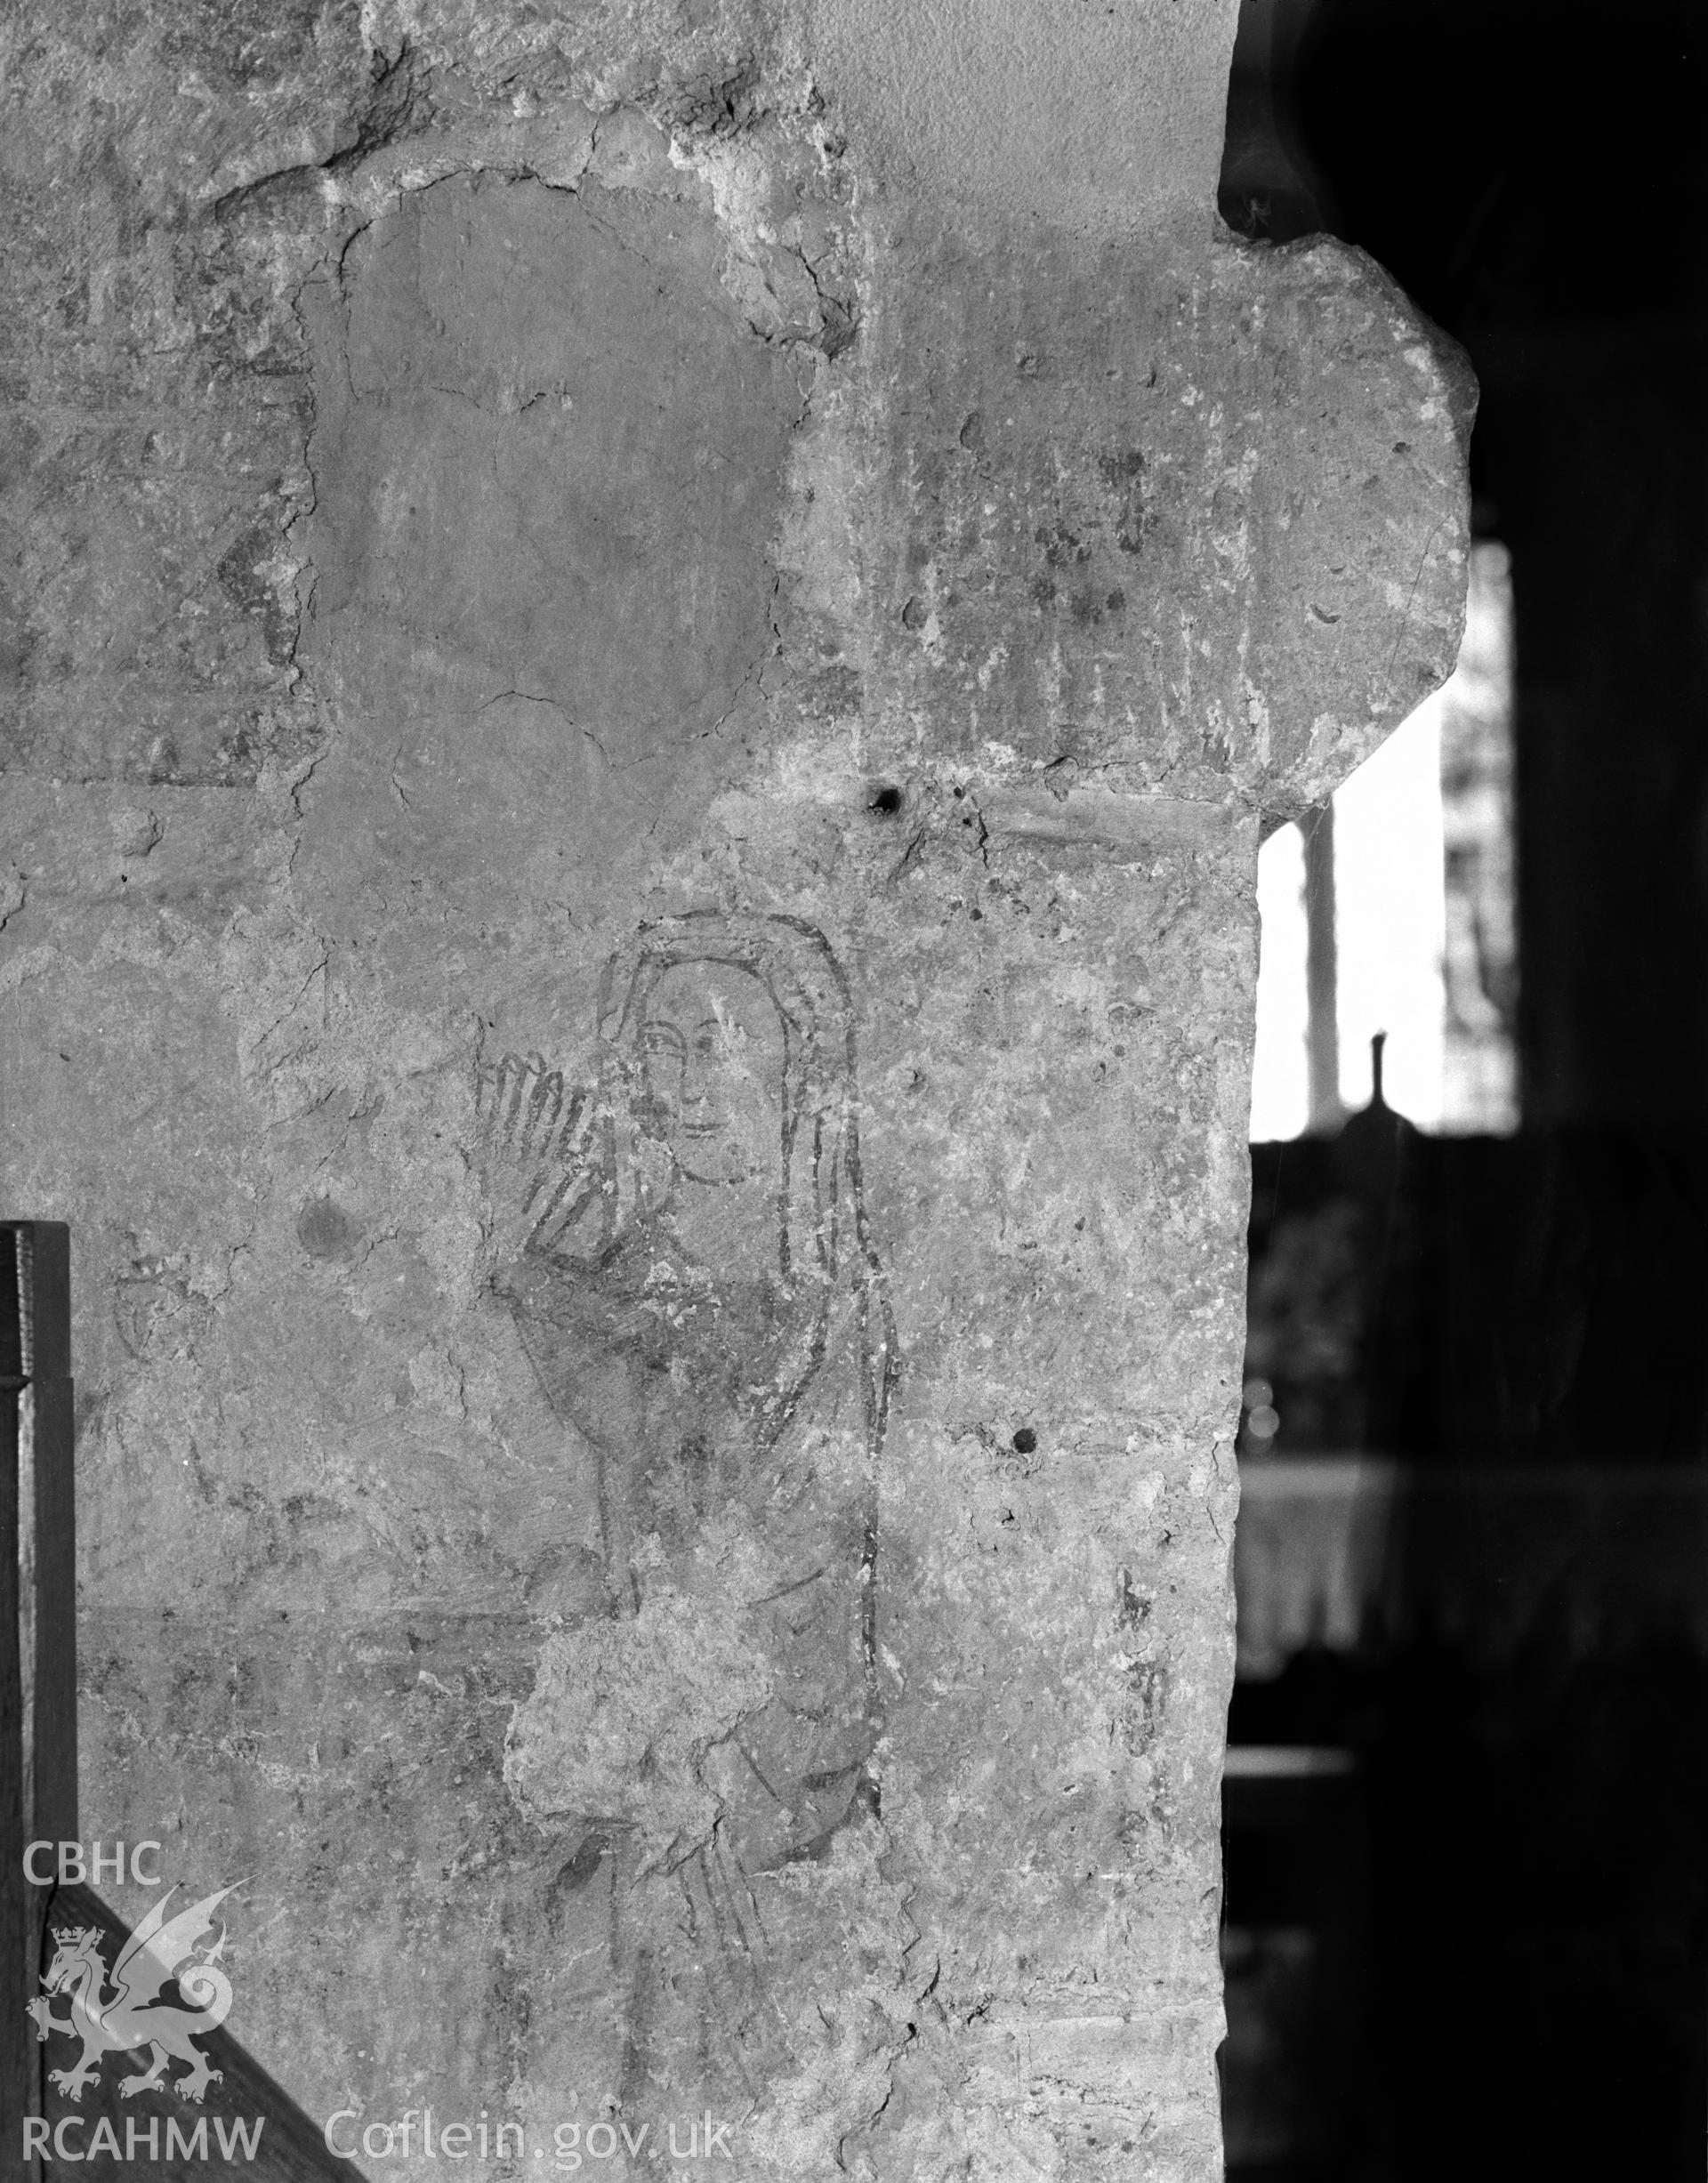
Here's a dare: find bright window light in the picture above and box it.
[1250,822,1311,1141]
[1249,543,1517,1140]
[1333,694,1447,1120]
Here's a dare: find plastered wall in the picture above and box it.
[1,5,1470,2176]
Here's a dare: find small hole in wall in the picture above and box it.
[1012,1427,1038,1454]
[868,784,904,815]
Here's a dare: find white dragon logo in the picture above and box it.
[27,1885,239,2106]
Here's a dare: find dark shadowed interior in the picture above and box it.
[1221,5,1708,2177]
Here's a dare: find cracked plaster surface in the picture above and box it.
[1,4,1470,2178]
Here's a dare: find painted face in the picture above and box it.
[640,962,786,1187]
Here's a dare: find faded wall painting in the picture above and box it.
[479,911,899,2114]
[3,3,1478,2168]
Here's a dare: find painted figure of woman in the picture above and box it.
[477,910,898,2106]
